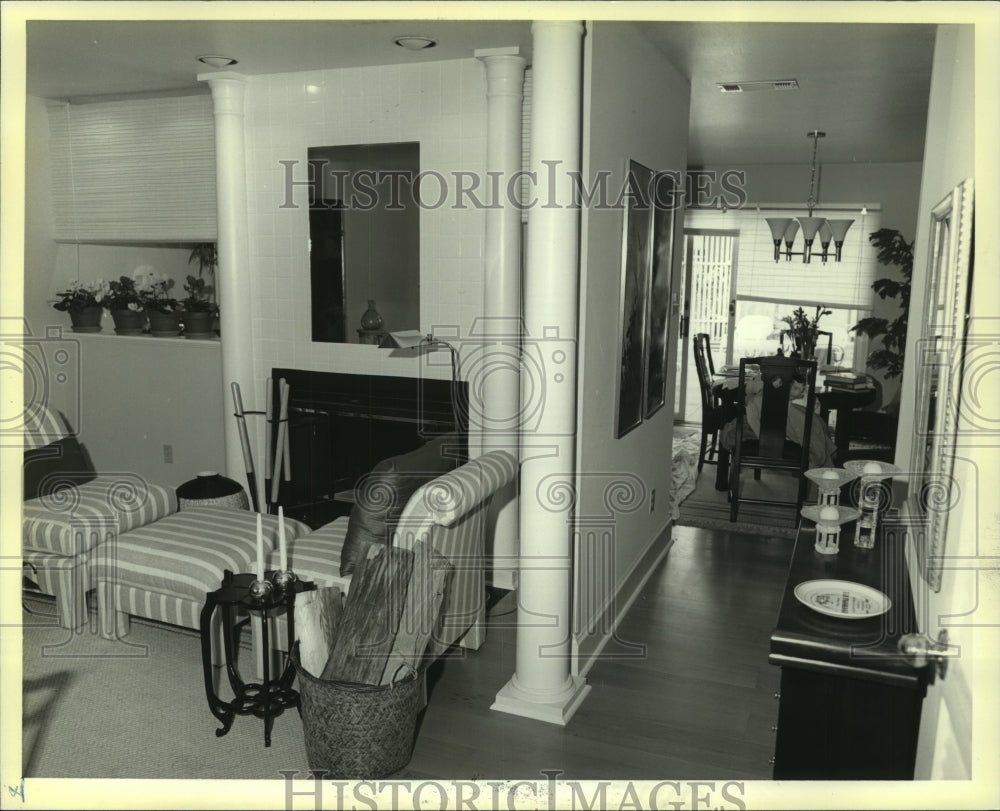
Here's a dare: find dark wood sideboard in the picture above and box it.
[769,522,930,779]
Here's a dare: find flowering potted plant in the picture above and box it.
[141,278,182,337]
[102,276,147,335]
[779,305,831,360]
[52,279,109,332]
[179,275,218,339]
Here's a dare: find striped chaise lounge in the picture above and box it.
[92,506,311,641]
[22,406,177,630]
[265,448,519,658]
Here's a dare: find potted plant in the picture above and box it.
[188,243,217,279]
[180,275,218,339]
[850,228,913,380]
[52,279,109,332]
[141,278,182,337]
[102,276,147,335]
[779,305,832,360]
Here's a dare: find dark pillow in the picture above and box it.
[339,434,461,577]
[23,436,97,501]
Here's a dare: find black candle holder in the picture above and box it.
[199,569,315,747]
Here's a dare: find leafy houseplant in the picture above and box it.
[141,279,182,337]
[851,228,914,379]
[52,279,109,333]
[102,275,147,335]
[180,275,218,338]
[189,243,218,279]
[779,305,831,360]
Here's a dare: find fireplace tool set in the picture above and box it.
[230,377,291,514]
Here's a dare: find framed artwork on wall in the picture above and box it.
[615,160,653,438]
[911,177,974,593]
[644,171,678,418]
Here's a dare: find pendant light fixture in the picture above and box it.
[765,131,854,263]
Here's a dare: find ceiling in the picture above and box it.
[24,18,937,166]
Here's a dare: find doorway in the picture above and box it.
[674,229,739,422]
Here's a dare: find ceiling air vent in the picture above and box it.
[718,79,799,93]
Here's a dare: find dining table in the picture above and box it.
[710,367,877,491]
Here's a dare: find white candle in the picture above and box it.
[278,505,288,572]
[255,512,264,581]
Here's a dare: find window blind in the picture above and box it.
[47,94,217,242]
[685,204,881,309]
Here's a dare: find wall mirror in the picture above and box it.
[911,177,974,592]
[308,142,420,343]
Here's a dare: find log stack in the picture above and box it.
[295,540,453,685]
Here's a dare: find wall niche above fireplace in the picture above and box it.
[269,369,467,528]
[307,142,420,344]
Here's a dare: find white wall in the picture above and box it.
[575,21,690,665]
[242,60,488,409]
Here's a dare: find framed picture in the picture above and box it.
[911,177,974,592]
[644,171,677,417]
[615,160,653,438]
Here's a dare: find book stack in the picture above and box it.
[824,371,871,391]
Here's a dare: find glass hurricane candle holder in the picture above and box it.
[801,504,861,555]
[843,460,902,548]
[804,467,858,506]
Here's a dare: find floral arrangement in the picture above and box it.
[780,305,831,359]
[141,278,179,314]
[52,279,110,313]
[102,275,146,312]
[181,275,218,314]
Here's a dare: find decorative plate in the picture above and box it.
[793,579,891,619]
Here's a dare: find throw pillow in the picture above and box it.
[23,436,97,500]
[339,434,461,577]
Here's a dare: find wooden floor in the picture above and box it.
[398,524,793,781]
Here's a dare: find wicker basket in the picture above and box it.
[291,643,423,779]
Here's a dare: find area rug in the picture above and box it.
[675,465,805,539]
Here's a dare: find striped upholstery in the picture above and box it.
[267,449,519,656]
[395,449,519,654]
[23,548,92,631]
[23,475,177,556]
[266,518,350,592]
[22,404,72,449]
[92,507,311,604]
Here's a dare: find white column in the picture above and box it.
[492,20,590,725]
[198,72,254,491]
[474,49,527,591]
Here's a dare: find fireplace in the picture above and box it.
[269,369,468,527]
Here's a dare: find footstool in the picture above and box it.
[22,475,178,629]
[93,506,310,641]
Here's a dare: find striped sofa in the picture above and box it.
[22,406,177,629]
[265,449,519,657]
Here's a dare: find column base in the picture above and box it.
[491,674,591,726]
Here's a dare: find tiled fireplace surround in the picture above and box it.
[243,59,488,412]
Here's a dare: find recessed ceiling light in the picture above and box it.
[394,35,437,51]
[197,55,238,68]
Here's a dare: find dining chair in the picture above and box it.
[729,356,817,521]
[815,330,834,365]
[692,333,722,471]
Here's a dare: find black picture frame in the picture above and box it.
[644,171,677,417]
[614,160,653,438]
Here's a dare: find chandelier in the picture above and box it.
[765,131,854,263]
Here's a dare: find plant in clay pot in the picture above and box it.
[141,278,182,337]
[102,275,147,335]
[52,279,109,332]
[180,275,218,339]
